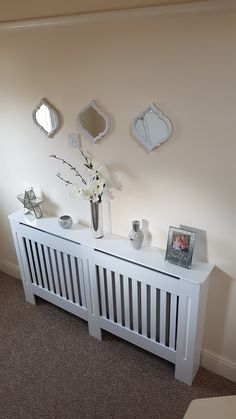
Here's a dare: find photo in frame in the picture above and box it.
[165,226,196,269]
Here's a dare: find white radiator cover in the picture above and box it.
[9,210,213,385]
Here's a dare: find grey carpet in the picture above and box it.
[0,272,235,419]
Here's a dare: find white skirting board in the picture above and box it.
[201,349,236,383]
[1,258,235,383]
[0,258,20,279]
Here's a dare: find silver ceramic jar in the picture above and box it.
[58,215,73,229]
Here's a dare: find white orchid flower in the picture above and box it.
[69,184,82,199]
[80,189,91,201]
[86,177,105,202]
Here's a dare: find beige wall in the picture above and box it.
[0,10,236,368]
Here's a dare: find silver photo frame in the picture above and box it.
[165,226,195,269]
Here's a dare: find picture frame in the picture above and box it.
[165,226,196,269]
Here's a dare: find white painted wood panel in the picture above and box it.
[77,258,86,307]
[175,281,200,384]
[94,239,212,285]
[56,251,67,299]
[99,266,106,317]
[18,222,83,259]
[123,276,130,328]
[37,244,48,290]
[44,246,55,293]
[115,273,122,325]
[160,290,166,345]
[24,239,37,285]
[31,241,43,288]
[49,248,60,296]
[169,294,178,350]
[9,211,213,284]
[63,254,73,302]
[150,286,157,341]
[70,256,81,305]
[132,279,139,333]
[94,250,180,295]
[99,317,176,364]
[9,210,213,385]
[141,283,147,337]
[106,270,114,321]
[13,230,36,304]
[31,284,88,321]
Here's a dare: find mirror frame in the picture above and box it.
[32,98,61,138]
[77,100,110,144]
[131,103,173,152]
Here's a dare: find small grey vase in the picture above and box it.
[128,220,144,250]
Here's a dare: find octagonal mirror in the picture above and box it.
[32,98,61,138]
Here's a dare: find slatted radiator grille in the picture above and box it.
[96,266,179,350]
[22,237,87,308]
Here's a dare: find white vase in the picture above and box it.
[90,201,103,239]
[128,220,144,250]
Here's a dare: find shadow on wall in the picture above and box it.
[204,266,233,357]
[41,192,60,216]
[142,219,152,246]
[180,224,208,262]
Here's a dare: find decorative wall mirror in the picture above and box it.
[77,100,110,144]
[131,103,173,152]
[32,98,61,138]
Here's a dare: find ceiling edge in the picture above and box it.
[0,0,235,31]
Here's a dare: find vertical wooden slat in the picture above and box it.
[132,279,138,333]
[31,241,43,288]
[70,256,81,305]
[141,283,147,337]
[44,246,55,292]
[106,270,114,321]
[25,239,37,284]
[37,244,48,290]
[63,254,73,302]
[77,259,86,308]
[150,286,157,341]
[115,273,122,325]
[123,276,130,328]
[99,267,106,317]
[50,249,60,295]
[169,294,178,349]
[56,251,67,299]
[160,290,166,345]
[14,234,36,305]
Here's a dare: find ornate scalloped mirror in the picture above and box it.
[131,103,173,152]
[32,98,61,138]
[77,100,110,144]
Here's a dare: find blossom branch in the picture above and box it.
[79,148,93,169]
[50,154,87,184]
[56,173,72,186]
